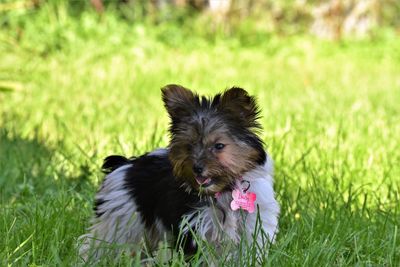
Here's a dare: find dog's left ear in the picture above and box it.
[161,84,196,119]
[218,87,260,127]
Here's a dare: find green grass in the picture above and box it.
[1,6,400,266]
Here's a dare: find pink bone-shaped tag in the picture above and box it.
[230,189,257,213]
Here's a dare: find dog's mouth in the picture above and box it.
[195,176,213,187]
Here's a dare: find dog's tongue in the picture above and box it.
[196,176,211,185]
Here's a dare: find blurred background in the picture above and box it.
[1,0,400,44]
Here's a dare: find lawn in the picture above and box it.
[1,5,400,266]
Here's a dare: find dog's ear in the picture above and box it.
[161,84,195,119]
[218,87,261,127]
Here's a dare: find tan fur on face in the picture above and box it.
[169,127,261,194]
[162,85,266,195]
[216,138,260,175]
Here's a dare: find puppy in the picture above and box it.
[79,85,279,261]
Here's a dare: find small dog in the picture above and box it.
[79,85,279,261]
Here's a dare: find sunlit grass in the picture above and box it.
[1,7,399,266]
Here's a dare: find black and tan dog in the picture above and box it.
[79,85,279,261]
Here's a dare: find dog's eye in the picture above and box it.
[214,143,225,150]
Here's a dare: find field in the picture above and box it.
[1,5,400,266]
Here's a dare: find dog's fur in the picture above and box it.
[79,85,279,261]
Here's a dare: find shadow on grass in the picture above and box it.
[0,128,94,265]
[0,128,53,198]
[0,128,92,201]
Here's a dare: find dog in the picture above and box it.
[79,84,280,262]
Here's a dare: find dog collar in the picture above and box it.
[215,179,257,213]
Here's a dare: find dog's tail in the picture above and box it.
[101,155,134,174]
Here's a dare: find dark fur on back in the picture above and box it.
[102,155,132,174]
[124,152,202,230]
[102,152,202,255]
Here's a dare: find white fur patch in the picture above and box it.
[242,154,280,243]
[78,165,145,261]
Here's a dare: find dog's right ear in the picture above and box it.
[161,84,196,119]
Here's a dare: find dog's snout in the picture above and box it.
[192,164,203,175]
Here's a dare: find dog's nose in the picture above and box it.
[193,165,203,175]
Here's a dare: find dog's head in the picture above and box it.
[162,84,266,195]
